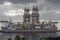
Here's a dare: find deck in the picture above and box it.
[0,30,59,33]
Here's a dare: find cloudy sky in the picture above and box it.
[0,0,60,29]
[0,0,60,21]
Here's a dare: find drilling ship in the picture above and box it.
[1,5,59,40]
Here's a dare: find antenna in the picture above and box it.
[9,18,13,23]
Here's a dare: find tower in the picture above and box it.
[31,5,39,24]
[8,18,13,27]
[23,7,30,24]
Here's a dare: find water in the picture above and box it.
[0,33,16,40]
[0,32,60,40]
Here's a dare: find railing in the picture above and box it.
[0,30,60,33]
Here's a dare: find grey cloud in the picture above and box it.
[0,0,5,4]
[35,0,60,20]
[0,0,60,21]
[0,0,37,4]
[47,0,60,4]
[40,12,60,20]
[9,0,37,4]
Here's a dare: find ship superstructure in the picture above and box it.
[1,5,58,40]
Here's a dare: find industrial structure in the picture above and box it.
[0,5,59,40]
